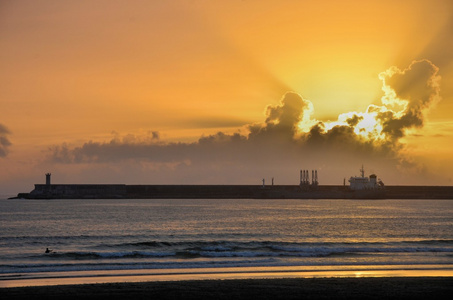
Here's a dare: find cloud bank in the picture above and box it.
[48,60,442,184]
[0,123,12,157]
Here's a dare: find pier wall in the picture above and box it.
[30,184,127,199]
[385,185,453,199]
[15,184,453,199]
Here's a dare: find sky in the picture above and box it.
[1,0,452,196]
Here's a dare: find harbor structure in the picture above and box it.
[9,169,453,200]
[300,169,318,189]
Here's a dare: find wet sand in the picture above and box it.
[2,277,453,299]
[2,266,453,288]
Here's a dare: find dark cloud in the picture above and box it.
[0,123,12,157]
[378,60,441,141]
[385,60,440,108]
[248,92,308,142]
[346,115,363,127]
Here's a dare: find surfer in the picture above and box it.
[45,248,52,253]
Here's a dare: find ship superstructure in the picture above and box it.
[348,165,384,190]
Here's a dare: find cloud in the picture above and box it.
[377,59,441,140]
[47,60,443,185]
[0,123,12,157]
[248,92,308,142]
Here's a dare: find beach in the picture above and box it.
[2,277,453,300]
[2,267,453,299]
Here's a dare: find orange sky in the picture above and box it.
[1,0,452,195]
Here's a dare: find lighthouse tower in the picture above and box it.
[45,173,51,186]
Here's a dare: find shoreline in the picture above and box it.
[2,265,453,288]
[2,277,453,300]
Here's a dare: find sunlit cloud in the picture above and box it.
[316,59,441,145]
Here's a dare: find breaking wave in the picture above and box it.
[33,240,453,261]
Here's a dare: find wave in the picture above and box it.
[3,236,453,249]
[41,251,176,259]
[32,240,453,261]
[3,239,453,275]
[113,239,453,248]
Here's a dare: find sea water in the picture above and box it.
[1,198,452,278]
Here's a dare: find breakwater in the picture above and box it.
[11,184,453,199]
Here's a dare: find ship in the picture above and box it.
[347,165,385,199]
[348,165,385,191]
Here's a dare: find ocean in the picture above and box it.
[1,198,452,285]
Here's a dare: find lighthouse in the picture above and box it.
[45,173,51,186]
